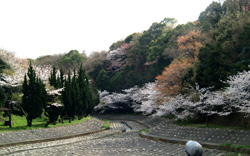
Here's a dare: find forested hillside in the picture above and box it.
[94,0,250,125]
[83,0,249,94]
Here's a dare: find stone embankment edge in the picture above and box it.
[0,127,110,148]
[139,132,250,155]
[96,118,150,129]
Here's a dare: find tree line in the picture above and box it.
[21,63,96,127]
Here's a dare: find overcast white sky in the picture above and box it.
[0,0,215,59]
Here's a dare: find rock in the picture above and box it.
[185,140,203,156]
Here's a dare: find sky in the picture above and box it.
[0,0,215,59]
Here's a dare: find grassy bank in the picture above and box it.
[102,120,110,129]
[0,114,90,132]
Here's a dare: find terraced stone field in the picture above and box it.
[0,115,237,156]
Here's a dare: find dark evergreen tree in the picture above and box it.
[61,71,72,123]
[22,63,47,127]
[0,58,10,73]
[79,66,94,116]
[49,65,57,88]
[84,82,94,116]
[44,104,63,126]
[59,67,64,88]
[194,43,230,90]
[95,69,109,91]
[0,86,6,108]
[77,65,85,118]
[69,69,78,121]
[198,2,222,31]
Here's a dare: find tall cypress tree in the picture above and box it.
[22,63,47,127]
[59,67,64,88]
[61,71,72,123]
[49,65,57,88]
[95,69,109,91]
[61,65,95,121]
[69,69,78,121]
[0,86,6,108]
[77,65,86,118]
[78,64,94,117]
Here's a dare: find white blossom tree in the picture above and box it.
[188,84,233,125]
[222,69,250,126]
[34,65,53,83]
[155,94,195,120]
[0,49,28,88]
[94,89,136,113]
[154,69,250,126]
[132,82,160,115]
[95,82,160,114]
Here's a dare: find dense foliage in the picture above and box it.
[0,58,10,73]
[95,0,250,125]
[22,63,48,127]
[35,50,86,72]
[59,50,86,68]
[0,86,6,108]
[49,64,97,122]
[89,1,250,92]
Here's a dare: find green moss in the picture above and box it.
[154,137,160,142]
[102,120,110,129]
[139,129,149,133]
[220,143,250,155]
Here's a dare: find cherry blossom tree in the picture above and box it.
[35,65,54,83]
[94,89,135,113]
[188,84,233,125]
[154,68,250,125]
[155,94,195,120]
[0,49,28,88]
[152,83,233,125]
[95,82,160,114]
[222,69,250,126]
[132,82,160,115]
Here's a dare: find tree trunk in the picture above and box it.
[243,114,248,128]
[45,121,51,127]
[206,114,209,127]
[8,110,12,128]
[27,119,32,127]
[78,115,83,120]
[243,117,246,127]
[61,116,64,124]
